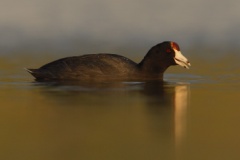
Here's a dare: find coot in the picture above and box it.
[26,41,191,81]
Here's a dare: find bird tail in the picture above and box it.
[24,68,46,80]
[24,68,35,73]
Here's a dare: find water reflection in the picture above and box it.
[141,81,189,151]
[34,80,189,153]
[174,85,189,147]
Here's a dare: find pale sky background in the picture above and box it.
[0,0,239,54]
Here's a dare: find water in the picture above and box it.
[0,53,240,160]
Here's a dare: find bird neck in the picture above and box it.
[138,54,169,75]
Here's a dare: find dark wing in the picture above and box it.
[26,54,138,80]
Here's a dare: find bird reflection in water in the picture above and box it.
[34,80,189,152]
[141,81,189,149]
[174,85,189,147]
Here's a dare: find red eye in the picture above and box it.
[166,49,171,53]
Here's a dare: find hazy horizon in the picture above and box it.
[1,0,240,54]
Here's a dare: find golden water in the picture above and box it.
[0,53,240,160]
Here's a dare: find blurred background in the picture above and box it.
[0,0,239,56]
[1,1,240,160]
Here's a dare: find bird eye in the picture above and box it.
[166,49,171,53]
